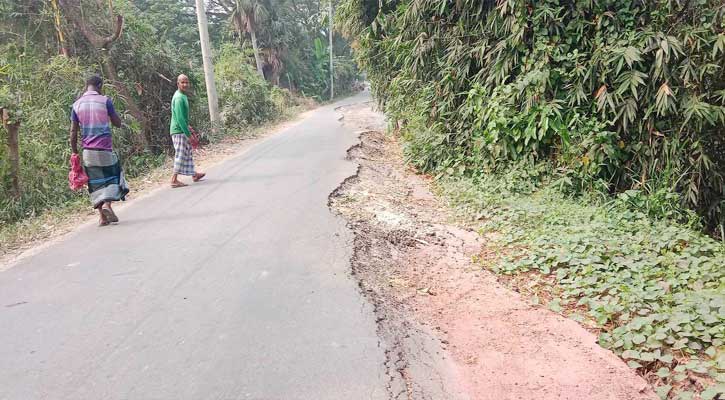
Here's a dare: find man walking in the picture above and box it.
[70,75,129,226]
[170,74,205,188]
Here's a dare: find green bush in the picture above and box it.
[215,44,277,129]
[1,50,92,224]
[338,0,725,234]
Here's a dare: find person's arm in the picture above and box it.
[172,95,191,136]
[70,108,80,154]
[106,98,122,128]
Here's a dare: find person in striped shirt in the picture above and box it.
[70,75,129,226]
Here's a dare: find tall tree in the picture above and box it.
[133,0,221,61]
[58,0,152,151]
[239,0,268,79]
[212,0,268,79]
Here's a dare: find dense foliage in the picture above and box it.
[215,44,281,127]
[209,0,360,100]
[337,0,725,235]
[0,0,359,226]
[338,0,725,398]
[271,1,361,99]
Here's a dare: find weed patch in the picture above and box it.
[442,176,725,399]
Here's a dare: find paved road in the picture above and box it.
[0,92,394,400]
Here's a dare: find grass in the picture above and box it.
[439,173,725,400]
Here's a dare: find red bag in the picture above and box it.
[68,153,88,191]
[189,127,200,150]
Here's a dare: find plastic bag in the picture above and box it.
[68,153,88,191]
[189,127,200,150]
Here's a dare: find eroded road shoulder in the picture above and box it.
[330,102,658,400]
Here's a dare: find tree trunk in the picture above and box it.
[1,109,21,198]
[286,73,295,92]
[50,0,70,56]
[250,28,265,79]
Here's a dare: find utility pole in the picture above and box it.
[329,0,334,100]
[194,0,220,127]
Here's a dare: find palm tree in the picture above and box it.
[210,0,267,79]
[233,0,267,78]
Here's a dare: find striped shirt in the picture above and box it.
[70,90,118,151]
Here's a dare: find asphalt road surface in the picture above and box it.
[0,92,402,400]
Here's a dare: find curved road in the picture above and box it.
[0,92,397,399]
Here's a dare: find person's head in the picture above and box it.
[177,74,190,93]
[86,75,103,93]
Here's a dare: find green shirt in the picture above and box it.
[170,90,191,136]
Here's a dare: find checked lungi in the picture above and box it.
[172,134,195,176]
[83,149,129,209]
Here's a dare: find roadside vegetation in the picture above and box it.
[444,172,724,399]
[337,0,725,398]
[0,0,359,230]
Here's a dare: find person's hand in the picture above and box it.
[189,131,200,150]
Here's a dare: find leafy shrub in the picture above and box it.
[215,44,277,129]
[284,36,361,101]
[0,50,92,224]
[270,85,300,111]
[338,0,725,234]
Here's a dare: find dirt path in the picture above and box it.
[330,102,658,400]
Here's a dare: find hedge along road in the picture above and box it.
[0,91,444,400]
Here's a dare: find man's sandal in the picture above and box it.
[101,208,119,223]
[171,181,188,188]
[192,173,206,182]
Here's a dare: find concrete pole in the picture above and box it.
[194,0,220,127]
[329,0,334,100]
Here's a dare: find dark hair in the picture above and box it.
[85,75,103,89]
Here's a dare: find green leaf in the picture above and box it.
[655,385,671,399]
[676,391,694,400]
[632,334,646,345]
[622,350,640,359]
[623,46,642,68]
[548,300,562,313]
[658,354,674,364]
[700,387,720,400]
[656,367,670,378]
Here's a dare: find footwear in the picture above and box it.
[99,217,110,227]
[192,173,206,182]
[171,181,187,188]
[101,208,119,223]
